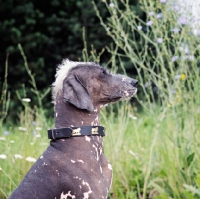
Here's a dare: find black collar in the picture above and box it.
[48,126,106,139]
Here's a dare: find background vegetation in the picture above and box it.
[0,0,140,121]
[1,0,200,198]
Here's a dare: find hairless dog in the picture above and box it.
[9,59,138,199]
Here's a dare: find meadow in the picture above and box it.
[1,0,200,198]
[1,99,200,199]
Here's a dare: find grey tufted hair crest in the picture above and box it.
[51,59,94,103]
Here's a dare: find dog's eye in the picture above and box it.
[101,70,107,75]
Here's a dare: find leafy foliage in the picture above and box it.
[0,0,115,121]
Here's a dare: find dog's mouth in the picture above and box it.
[122,88,137,99]
[100,87,137,104]
[106,88,137,102]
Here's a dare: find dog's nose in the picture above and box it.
[131,80,138,87]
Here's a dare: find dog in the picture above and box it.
[8,59,138,199]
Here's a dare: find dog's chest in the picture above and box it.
[46,137,113,198]
[9,136,113,199]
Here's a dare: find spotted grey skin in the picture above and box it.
[9,60,138,199]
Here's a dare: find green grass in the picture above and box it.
[1,101,200,199]
[91,1,200,197]
[103,103,200,199]
[0,107,52,198]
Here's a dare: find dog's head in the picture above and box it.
[52,59,138,112]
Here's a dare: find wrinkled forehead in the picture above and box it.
[68,63,107,74]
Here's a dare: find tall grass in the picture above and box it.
[0,54,10,126]
[93,0,200,198]
[0,44,52,198]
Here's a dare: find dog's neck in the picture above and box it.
[54,92,102,128]
[51,91,103,151]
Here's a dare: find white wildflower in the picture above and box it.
[14,154,23,159]
[22,98,31,102]
[156,13,163,19]
[10,140,15,143]
[0,137,6,141]
[194,29,200,36]
[148,11,154,16]
[35,134,41,138]
[160,0,167,3]
[129,114,137,120]
[137,25,142,30]
[26,157,36,162]
[172,56,179,62]
[18,127,27,131]
[179,44,190,54]
[157,38,163,44]
[147,20,153,26]
[178,17,187,25]
[32,121,36,125]
[0,154,7,159]
[183,55,195,61]
[172,28,180,33]
[36,127,42,131]
[131,116,137,120]
[109,3,114,7]
[171,90,176,94]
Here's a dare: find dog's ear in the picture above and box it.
[63,75,94,112]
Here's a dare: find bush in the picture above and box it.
[0,0,113,121]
